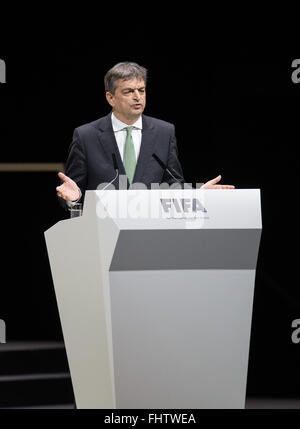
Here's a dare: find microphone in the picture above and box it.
[152,153,183,185]
[112,153,118,172]
[98,153,119,190]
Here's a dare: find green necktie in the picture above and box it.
[124,126,136,184]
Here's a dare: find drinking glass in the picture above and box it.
[70,203,82,218]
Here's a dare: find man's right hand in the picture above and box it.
[56,172,80,202]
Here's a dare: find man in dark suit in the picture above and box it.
[56,62,234,207]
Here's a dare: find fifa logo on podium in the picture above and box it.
[0,59,6,83]
[160,198,207,217]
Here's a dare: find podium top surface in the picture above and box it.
[86,189,262,230]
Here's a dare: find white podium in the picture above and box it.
[44,189,262,409]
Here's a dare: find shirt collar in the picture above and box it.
[111,112,142,132]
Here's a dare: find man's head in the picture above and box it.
[104,62,147,124]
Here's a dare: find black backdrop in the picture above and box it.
[1,32,300,399]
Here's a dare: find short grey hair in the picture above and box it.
[104,62,147,94]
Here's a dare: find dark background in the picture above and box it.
[1,29,300,399]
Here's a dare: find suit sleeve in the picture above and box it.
[163,124,185,185]
[58,129,88,211]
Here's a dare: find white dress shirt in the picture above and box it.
[111,112,142,162]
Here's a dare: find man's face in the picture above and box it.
[106,77,146,123]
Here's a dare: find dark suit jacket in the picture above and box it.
[61,112,185,209]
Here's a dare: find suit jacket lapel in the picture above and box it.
[133,115,156,183]
[96,113,126,176]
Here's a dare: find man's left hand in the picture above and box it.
[201,175,235,189]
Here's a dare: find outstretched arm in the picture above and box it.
[56,129,87,210]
